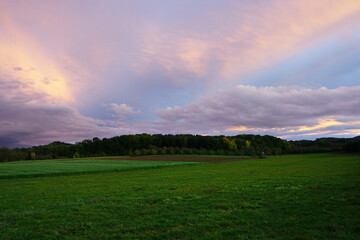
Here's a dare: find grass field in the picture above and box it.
[0,153,359,239]
[0,158,200,179]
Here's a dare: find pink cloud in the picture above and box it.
[134,0,360,85]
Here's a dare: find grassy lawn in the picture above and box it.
[90,155,254,159]
[0,153,359,239]
[0,159,199,179]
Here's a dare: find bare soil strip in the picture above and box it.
[99,156,255,163]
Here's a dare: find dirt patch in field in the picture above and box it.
[99,156,255,163]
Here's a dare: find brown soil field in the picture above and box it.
[99,156,255,163]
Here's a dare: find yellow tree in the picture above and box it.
[245,140,251,149]
[223,137,237,151]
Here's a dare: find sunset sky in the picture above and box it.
[1,0,360,147]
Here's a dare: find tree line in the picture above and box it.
[289,136,360,154]
[0,134,359,162]
[1,134,289,161]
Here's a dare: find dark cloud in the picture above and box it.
[0,136,25,148]
[0,95,116,147]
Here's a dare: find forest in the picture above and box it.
[0,134,359,162]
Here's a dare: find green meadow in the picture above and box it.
[0,158,199,179]
[0,153,359,239]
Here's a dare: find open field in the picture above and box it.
[0,153,359,239]
[0,159,200,179]
[100,155,254,163]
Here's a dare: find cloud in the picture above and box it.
[154,85,360,138]
[0,101,114,148]
[0,74,145,147]
[0,4,97,105]
[0,20,73,104]
[1,83,359,147]
[134,0,360,85]
[107,103,141,119]
[1,1,360,146]
[0,87,151,147]
[13,67,23,71]
[0,77,113,147]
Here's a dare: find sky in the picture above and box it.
[1,0,360,147]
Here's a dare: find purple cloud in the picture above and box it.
[1,84,359,147]
[0,102,112,147]
[154,85,360,133]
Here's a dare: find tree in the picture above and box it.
[245,140,251,149]
[223,137,237,151]
[343,140,360,153]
